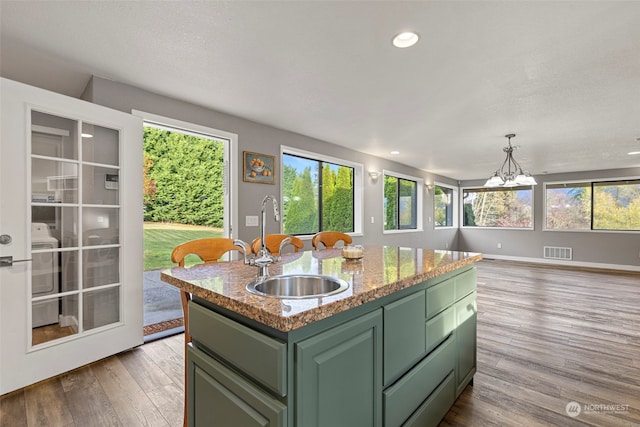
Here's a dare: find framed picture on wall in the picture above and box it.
[243,151,276,184]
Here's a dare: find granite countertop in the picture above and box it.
[161,246,482,332]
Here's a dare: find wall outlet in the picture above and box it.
[245,215,259,227]
[445,242,449,249]
[370,216,375,224]
[497,243,502,249]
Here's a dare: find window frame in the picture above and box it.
[280,145,363,237]
[382,169,424,234]
[543,176,640,233]
[460,185,535,230]
[434,182,458,229]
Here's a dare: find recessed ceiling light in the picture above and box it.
[390,150,400,155]
[629,151,640,155]
[392,32,419,48]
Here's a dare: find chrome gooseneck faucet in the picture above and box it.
[234,195,290,280]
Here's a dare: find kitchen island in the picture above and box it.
[162,246,482,427]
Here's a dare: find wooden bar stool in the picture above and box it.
[311,231,352,250]
[170,237,247,427]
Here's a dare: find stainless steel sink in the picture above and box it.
[246,274,349,299]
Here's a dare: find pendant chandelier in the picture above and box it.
[484,133,537,187]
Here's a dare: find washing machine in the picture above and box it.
[32,222,60,327]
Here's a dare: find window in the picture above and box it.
[545,179,640,231]
[383,171,423,232]
[463,186,533,228]
[434,184,455,227]
[281,147,362,236]
[545,182,591,230]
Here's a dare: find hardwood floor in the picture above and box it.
[0,334,185,427]
[1,260,639,426]
[443,260,640,427]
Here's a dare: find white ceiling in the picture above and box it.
[2,1,639,181]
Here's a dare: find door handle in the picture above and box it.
[0,235,12,245]
[0,256,32,267]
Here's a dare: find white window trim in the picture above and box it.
[460,185,535,230]
[131,110,239,241]
[382,169,424,234]
[281,145,363,236]
[434,181,458,229]
[543,176,640,234]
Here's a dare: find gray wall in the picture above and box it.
[82,76,458,252]
[459,168,640,269]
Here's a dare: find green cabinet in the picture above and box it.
[187,265,477,426]
[295,310,383,427]
[383,291,426,385]
[383,335,455,427]
[382,266,477,426]
[187,344,287,427]
[455,291,477,396]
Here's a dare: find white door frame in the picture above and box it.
[132,110,238,243]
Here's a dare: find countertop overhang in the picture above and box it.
[161,246,482,332]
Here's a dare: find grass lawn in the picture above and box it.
[144,222,224,271]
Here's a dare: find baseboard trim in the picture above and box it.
[480,253,640,273]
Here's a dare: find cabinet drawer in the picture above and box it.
[383,336,455,427]
[402,371,455,427]
[455,267,477,300]
[426,278,455,319]
[426,305,455,353]
[189,302,287,396]
[188,345,287,427]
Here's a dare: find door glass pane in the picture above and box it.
[30,109,122,345]
[32,158,78,204]
[82,165,119,205]
[60,251,80,292]
[83,287,120,330]
[31,111,77,160]
[32,294,78,346]
[83,247,119,288]
[83,207,119,246]
[82,123,119,165]
[32,206,78,248]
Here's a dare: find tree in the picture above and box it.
[384,176,398,229]
[329,166,353,232]
[143,156,156,210]
[321,164,336,230]
[464,188,532,228]
[143,127,224,226]
[284,167,317,233]
[281,163,298,225]
[593,182,640,230]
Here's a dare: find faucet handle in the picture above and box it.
[233,239,251,264]
[276,237,292,261]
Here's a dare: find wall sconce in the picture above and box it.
[425,183,434,192]
[368,171,381,182]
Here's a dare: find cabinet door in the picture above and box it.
[188,345,287,427]
[384,290,426,385]
[296,310,383,427]
[455,291,477,396]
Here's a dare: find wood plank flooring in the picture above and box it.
[1,260,639,426]
[442,260,640,427]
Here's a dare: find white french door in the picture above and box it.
[0,78,143,394]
